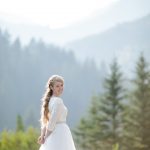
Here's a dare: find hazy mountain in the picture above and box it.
[66,13,150,75]
[0,0,150,46]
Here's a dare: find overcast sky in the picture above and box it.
[0,0,118,29]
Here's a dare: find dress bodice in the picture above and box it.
[46,96,68,131]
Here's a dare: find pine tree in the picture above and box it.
[74,59,126,150]
[124,53,150,150]
[73,95,104,150]
[98,59,125,148]
[16,114,24,132]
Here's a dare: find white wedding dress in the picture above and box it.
[39,96,76,150]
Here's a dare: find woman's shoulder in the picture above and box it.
[50,96,63,104]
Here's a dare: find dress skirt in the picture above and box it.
[39,123,76,150]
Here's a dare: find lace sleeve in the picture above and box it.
[47,98,62,131]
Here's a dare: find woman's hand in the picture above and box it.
[37,135,45,144]
[37,130,52,144]
[38,126,47,145]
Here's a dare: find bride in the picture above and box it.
[38,75,76,150]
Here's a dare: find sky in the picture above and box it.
[0,0,118,29]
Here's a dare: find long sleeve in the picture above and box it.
[47,98,62,131]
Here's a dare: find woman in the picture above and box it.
[38,75,76,150]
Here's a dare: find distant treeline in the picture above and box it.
[0,29,105,131]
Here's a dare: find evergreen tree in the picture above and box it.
[124,53,150,150]
[16,114,24,132]
[98,59,125,149]
[73,96,104,150]
[74,59,126,150]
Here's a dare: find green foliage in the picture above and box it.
[123,53,150,150]
[74,54,150,150]
[73,96,104,150]
[16,114,24,132]
[74,59,126,150]
[0,127,40,150]
[112,143,119,150]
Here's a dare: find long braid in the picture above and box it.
[40,79,53,127]
[43,88,52,123]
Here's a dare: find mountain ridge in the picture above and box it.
[66,13,150,75]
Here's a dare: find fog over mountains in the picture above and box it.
[67,13,150,75]
[0,0,150,46]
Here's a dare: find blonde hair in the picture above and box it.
[40,75,64,127]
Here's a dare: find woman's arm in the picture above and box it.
[41,126,46,138]
[39,98,62,142]
[47,98,62,131]
[44,129,52,139]
[37,126,46,144]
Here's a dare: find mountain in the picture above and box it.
[0,0,150,46]
[66,13,150,75]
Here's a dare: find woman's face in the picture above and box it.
[52,81,64,96]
